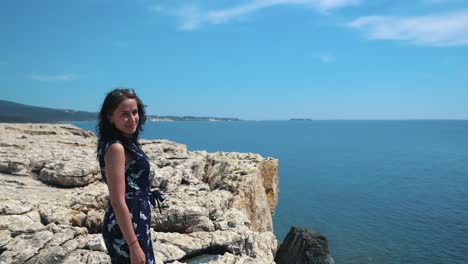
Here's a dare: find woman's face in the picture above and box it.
[108,98,139,136]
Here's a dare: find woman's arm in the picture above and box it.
[104,143,145,263]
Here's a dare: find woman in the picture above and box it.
[96,88,155,264]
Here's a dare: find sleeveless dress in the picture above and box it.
[98,139,156,264]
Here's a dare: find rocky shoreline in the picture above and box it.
[0,123,333,264]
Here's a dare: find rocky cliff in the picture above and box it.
[0,123,279,264]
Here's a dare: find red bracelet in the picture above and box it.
[128,239,138,248]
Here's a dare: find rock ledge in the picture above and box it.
[0,123,279,264]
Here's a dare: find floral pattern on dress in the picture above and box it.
[98,139,155,264]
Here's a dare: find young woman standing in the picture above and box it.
[96,88,155,264]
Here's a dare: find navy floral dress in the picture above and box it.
[98,139,155,264]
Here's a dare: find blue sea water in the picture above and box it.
[74,120,468,264]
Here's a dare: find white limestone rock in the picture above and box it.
[0,213,45,235]
[0,124,280,264]
[86,233,107,252]
[63,249,111,264]
[2,230,53,263]
[24,246,68,264]
[0,199,33,215]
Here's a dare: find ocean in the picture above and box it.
[73,120,468,264]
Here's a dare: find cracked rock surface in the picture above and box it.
[0,123,279,264]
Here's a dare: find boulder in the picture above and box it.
[275,226,335,264]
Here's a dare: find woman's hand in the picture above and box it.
[129,243,145,264]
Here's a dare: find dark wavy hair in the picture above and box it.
[96,88,147,157]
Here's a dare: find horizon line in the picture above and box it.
[2,99,467,122]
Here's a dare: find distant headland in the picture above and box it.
[0,100,241,123]
[148,116,241,122]
[289,118,313,121]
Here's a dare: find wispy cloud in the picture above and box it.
[320,54,334,63]
[151,0,360,30]
[425,0,451,4]
[348,11,468,47]
[31,74,78,81]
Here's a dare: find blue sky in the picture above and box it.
[1,0,467,120]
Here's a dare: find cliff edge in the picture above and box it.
[0,123,279,264]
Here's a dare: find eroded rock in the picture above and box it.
[0,123,280,263]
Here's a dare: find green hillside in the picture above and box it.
[0,100,241,123]
[0,100,97,123]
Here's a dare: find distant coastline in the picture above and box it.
[2,100,466,123]
[0,100,241,123]
[148,116,241,122]
[289,118,313,121]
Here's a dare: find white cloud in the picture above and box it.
[425,0,450,3]
[31,74,77,81]
[348,11,468,47]
[320,54,333,63]
[151,0,360,30]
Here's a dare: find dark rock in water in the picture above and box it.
[275,226,335,264]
